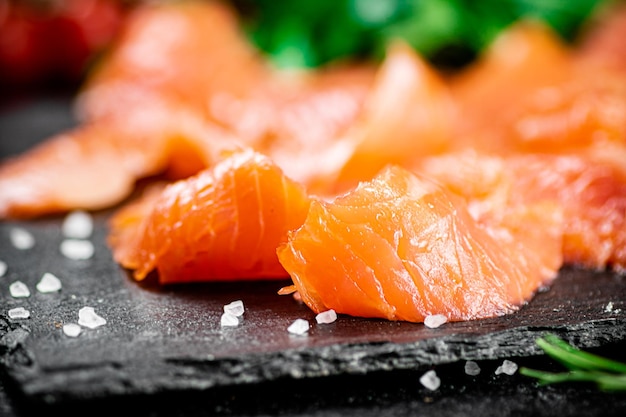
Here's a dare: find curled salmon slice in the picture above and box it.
[332,41,455,193]
[108,149,311,283]
[277,165,563,323]
[415,147,626,273]
[0,108,242,219]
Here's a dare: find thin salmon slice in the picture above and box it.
[76,0,267,124]
[0,108,242,219]
[449,20,575,151]
[415,147,626,273]
[331,41,454,193]
[108,149,311,283]
[277,165,563,322]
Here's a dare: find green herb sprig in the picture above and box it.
[237,0,609,69]
[520,334,626,391]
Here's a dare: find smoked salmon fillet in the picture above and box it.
[108,149,311,283]
[277,165,563,322]
[0,109,242,219]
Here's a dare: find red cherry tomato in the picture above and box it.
[0,0,125,89]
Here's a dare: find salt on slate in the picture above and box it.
[464,360,481,376]
[287,318,310,335]
[36,272,62,293]
[78,306,106,329]
[62,210,93,239]
[60,239,95,260]
[419,370,441,391]
[8,307,30,319]
[9,281,30,298]
[223,300,245,317]
[0,260,6,277]
[315,309,337,324]
[424,314,448,328]
[63,323,82,337]
[495,359,518,375]
[220,312,239,327]
[10,227,35,250]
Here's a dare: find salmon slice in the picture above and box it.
[415,147,626,273]
[108,149,311,283]
[449,20,575,151]
[277,165,563,322]
[76,0,268,124]
[332,41,454,193]
[77,0,375,156]
[507,149,626,273]
[0,108,242,219]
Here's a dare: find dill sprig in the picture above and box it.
[520,334,626,391]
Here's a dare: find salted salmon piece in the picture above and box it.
[332,41,454,193]
[506,149,626,273]
[493,75,626,154]
[108,149,311,283]
[77,0,267,123]
[0,108,242,219]
[415,147,626,273]
[449,20,574,150]
[77,0,374,158]
[277,165,563,323]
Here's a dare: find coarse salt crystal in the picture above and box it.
[424,314,447,328]
[220,312,239,327]
[36,272,62,293]
[223,300,245,317]
[464,360,481,376]
[8,307,30,319]
[315,309,337,324]
[419,370,441,391]
[0,260,6,277]
[605,302,614,313]
[287,318,309,335]
[60,239,94,260]
[495,359,518,375]
[62,210,93,239]
[78,306,106,329]
[63,323,82,337]
[9,281,30,298]
[10,227,35,250]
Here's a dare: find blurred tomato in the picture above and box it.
[0,0,126,89]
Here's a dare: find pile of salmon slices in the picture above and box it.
[1,0,625,323]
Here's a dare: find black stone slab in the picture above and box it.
[1,95,626,416]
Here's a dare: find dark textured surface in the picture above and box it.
[1,96,626,416]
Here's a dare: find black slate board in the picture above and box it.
[1,96,626,416]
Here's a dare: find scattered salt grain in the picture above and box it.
[315,309,337,324]
[9,281,30,298]
[60,239,94,260]
[419,370,441,391]
[424,314,447,328]
[287,318,310,335]
[78,306,106,329]
[10,227,35,250]
[495,359,518,375]
[63,323,82,337]
[604,301,620,314]
[464,360,481,376]
[36,272,62,293]
[223,300,245,317]
[62,210,93,239]
[0,260,6,277]
[8,307,30,319]
[220,312,239,327]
